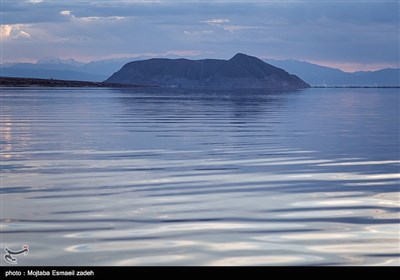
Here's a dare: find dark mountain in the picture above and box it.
[266,59,400,86]
[105,53,310,89]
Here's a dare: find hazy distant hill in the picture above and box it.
[266,59,400,86]
[105,53,310,89]
[1,56,159,82]
[1,57,107,82]
[80,58,133,77]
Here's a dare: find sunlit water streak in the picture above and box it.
[1,87,399,266]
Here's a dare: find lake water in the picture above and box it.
[1,87,399,266]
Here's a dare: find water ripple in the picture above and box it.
[1,87,399,266]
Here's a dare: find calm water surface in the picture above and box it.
[1,87,399,265]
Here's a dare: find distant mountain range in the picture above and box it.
[0,57,116,82]
[1,56,398,86]
[265,59,399,86]
[105,53,309,89]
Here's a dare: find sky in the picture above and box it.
[1,0,399,71]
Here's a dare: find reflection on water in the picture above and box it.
[1,87,399,266]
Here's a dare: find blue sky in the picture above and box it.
[1,0,399,71]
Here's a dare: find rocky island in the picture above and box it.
[106,53,310,89]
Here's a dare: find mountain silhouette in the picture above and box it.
[105,53,310,89]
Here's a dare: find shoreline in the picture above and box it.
[312,85,399,88]
[1,77,398,89]
[0,77,147,88]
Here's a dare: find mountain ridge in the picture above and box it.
[105,53,310,89]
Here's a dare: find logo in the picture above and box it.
[4,245,29,265]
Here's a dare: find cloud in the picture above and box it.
[165,50,203,57]
[184,30,214,36]
[1,25,12,38]
[1,24,31,39]
[59,10,126,23]
[118,50,204,59]
[1,1,398,69]
[19,31,31,38]
[200,17,268,34]
[60,10,72,16]
[85,50,204,61]
[203,18,230,25]
[78,16,126,22]
[222,25,269,33]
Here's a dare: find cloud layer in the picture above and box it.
[1,0,399,70]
